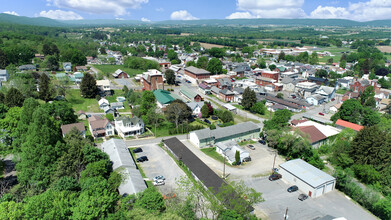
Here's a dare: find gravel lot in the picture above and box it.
[245,177,377,220]
[132,143,187,195]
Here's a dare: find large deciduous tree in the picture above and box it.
[165,99,192,129]
[165,69,176,85]
[196,56,209,69]
[206,58,223,75]
[80,73,97,98]
[5,88,24,108]
[39,73,54,102]
[241,87,256,110]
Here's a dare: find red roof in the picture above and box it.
[335,119,364,131]
[295,126,327,144]
[291,119,308,126]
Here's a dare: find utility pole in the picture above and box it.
[272,151,277,172]
[284,207,289,220]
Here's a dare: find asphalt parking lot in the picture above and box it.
[244,177,377,220]
[132,143,187,195]
[114,78,136,89]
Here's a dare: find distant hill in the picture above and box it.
[1,13,391,28]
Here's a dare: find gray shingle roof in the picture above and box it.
[102,139,147,196]
[116,116,143,125]
[279,159,335,188]
[185,66,210,75]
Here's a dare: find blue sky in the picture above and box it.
[2,0,391,22]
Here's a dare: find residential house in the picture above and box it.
[63,62,72,72]
[308,76,329,86]
[0,70,9,82]
[261,70,279,81]
[335,119,364,132]
[75,66,88,72]
[34,54,45,61]
[61,122,86,138]
[103,106,116,116]
[180,86,202,102]
[222,103,237,113]
[232,66,247,78]
[69,72,84,84]
[337,77,354,89]
[350,79,379,93]
[189,122,260,148]
[184,66,211,84]
[315,86,336,102]
[280,71,299,79]
[113,69,129,78]
[18,64,37,71]
[329,103,342,113]
[110,102,124,110]
[88,115,114,138]
[55,73,67,81]
[198,83,211,95]
[295,82,319,98]
[255,76,276,87]
[219,89,235,102]
[101,139,147,196]
[232,87,244,103]
[306,94,327,106]
[187,102,205,117]
[114,116,144,138]
[77,110,88,120]
[97,80,111,95]
[98,98,110,109]
[142,69,164,91]
[216,141,250,164]
[216,78,232,90]
[210,86,220,96]
[292,120,340,147]
[153,89,175,108]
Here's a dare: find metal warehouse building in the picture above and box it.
[278,159,336,198]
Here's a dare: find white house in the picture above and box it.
[215,140,250,164]
[186,102,204,117]
[98,98,110,109]
[315,86,336,102]
[279,159,336,198]
[97,80,111,93]
[306,94,326,106]
[114,116,144,138]
[0,70,9,82]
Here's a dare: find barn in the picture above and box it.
[278,159,336,198]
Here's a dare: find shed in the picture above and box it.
[215,141,250,164]
[278,159,336,198]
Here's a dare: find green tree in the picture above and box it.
[268,64,276,71]
[186,60,196,67]
[80,73,97,98]
[340,60,347,69]
[140,90,156,115]
[197,56,209,69]
[257,58,266,69]
[296,51,309,63]
[0,48,10,69]
[167,49,178,61]
[165,69,176,85]
[331,99,363,124]
[5,87,25,107]
[276,93,284,99]
[218,110,234,123]
[201,103,209,118]
[45,55,59,71]
[315,69,328,78]
[250,102,266,115]
[360,86,375,106]
[0,201,25,219]
[39,73,53,102]
[206,58,223,75]
[165,99,192,129]
[71,49,87,66]
[309,52,319,65]
[264,109,292,131]
[235,150,240,164]
[278,51,285,62]
[241,87,257,110]
[208,47,226,58]
[134,188,165,213]
[327,58,334,64]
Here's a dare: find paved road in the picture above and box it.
[245,177,377,220]
[125,134,188,146]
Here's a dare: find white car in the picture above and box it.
[153,179,165,186]
[153,175,166,182]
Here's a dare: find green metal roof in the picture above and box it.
[180,86,198,99]
[153,89,175,105]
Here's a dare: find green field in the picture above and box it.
[316,46,356,64]
[66,89,101,113]
[92,65,144,77]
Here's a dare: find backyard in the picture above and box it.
[92,65,144,77]
[66,89,101,113]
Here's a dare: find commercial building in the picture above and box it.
[278,159,336,198]
[142,69,164,91]
[184,66,211,84]
[153,89,175,108]
[102,139,147,196]
[189,122,260,148]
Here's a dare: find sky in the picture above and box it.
[2,0,391,22]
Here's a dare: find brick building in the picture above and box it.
[261,70,279,81]
[142,69,164,91]
[184,66,211,84]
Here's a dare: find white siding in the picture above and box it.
[189,132,200,148]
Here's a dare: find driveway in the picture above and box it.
[132,143,187,195]
[244,177,377,220]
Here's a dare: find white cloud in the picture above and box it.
[3,11,19,16]
[310,0,391,21]
[155,8,164,12]
[310,6,350,19]
[226,12,256,19]
[229,0,305,19]
[39,10,83,20]
[47,0,148,16]
[141,17,151,22]
[170,10,199,20]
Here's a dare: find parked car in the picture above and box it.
[247,145,255,150]
[204,119,211,124]
[136,156,148,162]
[211,115,218,120]
[243,157,251,162]
[268,173,282,181]
[298,194,308,201]
[132,147,142,153]
[287,185,298,193]
[153,175,165,182]
[153,179,165,186]
[318,112,325,116]
[259,140,266,145]
[331,98,335,101]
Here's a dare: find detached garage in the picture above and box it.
[279,159,336,198]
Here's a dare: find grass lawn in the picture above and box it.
[201,147,232,166]
[66,89,101,113]
[336,88,348,95]
[92,64,144,77]
[237,140,257,146]
[234,113,260,124]
[82,119,92,136]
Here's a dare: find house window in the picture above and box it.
[107,125,111,129]
[107,131,112,135]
